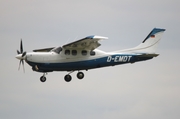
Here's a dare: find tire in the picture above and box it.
[77,72,84,79]
[40,76,46,82]
[64,75,72,82]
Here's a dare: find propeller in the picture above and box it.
[16,39,26,72]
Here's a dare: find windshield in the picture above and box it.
[52,47,62,54]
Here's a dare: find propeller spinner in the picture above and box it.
[16,39,26,72]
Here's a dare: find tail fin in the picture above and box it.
[134,28,166,53]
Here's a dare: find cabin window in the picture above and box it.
[72,50,77,56]
[90,51,95,56]
[82,50,87,56]
[65,50,70,55]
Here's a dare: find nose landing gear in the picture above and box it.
[40,73,47,82]
[40,76,46,82]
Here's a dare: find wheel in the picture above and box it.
[64,75,72,82]
[77,72,84,79]
[40,76,46,82]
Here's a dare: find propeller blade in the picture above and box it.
[17,50,20,54]
[22,60,25,73]
[18,60,22,70]
[22,52,26,57]
[20,39,23,53]
[17,39,26,73]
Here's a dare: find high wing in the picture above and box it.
[62,35,108,50]
[33,47,55,52]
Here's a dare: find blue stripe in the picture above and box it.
[85,35,95,39]
[27,54,153,72]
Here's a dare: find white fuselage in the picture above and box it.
[26,49,107,63]
[25,48,141,72]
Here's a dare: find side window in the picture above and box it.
[72,50,77,56]
[65,50,70,55]
[90,51,96,56]
[82,50,87,56]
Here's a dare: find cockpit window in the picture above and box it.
[52,47,62,54]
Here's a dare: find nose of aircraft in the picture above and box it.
[16,54,25,60]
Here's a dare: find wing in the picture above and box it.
[33,47,55,52]
[62,35,108,50]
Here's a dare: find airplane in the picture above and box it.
[16,28,165,82]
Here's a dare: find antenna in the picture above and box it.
[64,36,78,44]
[65,37,70,44]
[73,36,78,42]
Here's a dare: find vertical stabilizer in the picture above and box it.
[134,28,165,53]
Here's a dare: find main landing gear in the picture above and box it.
[64,71,84,82]
[39,71,85,82]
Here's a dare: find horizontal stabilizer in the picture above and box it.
[136,53,159,58]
